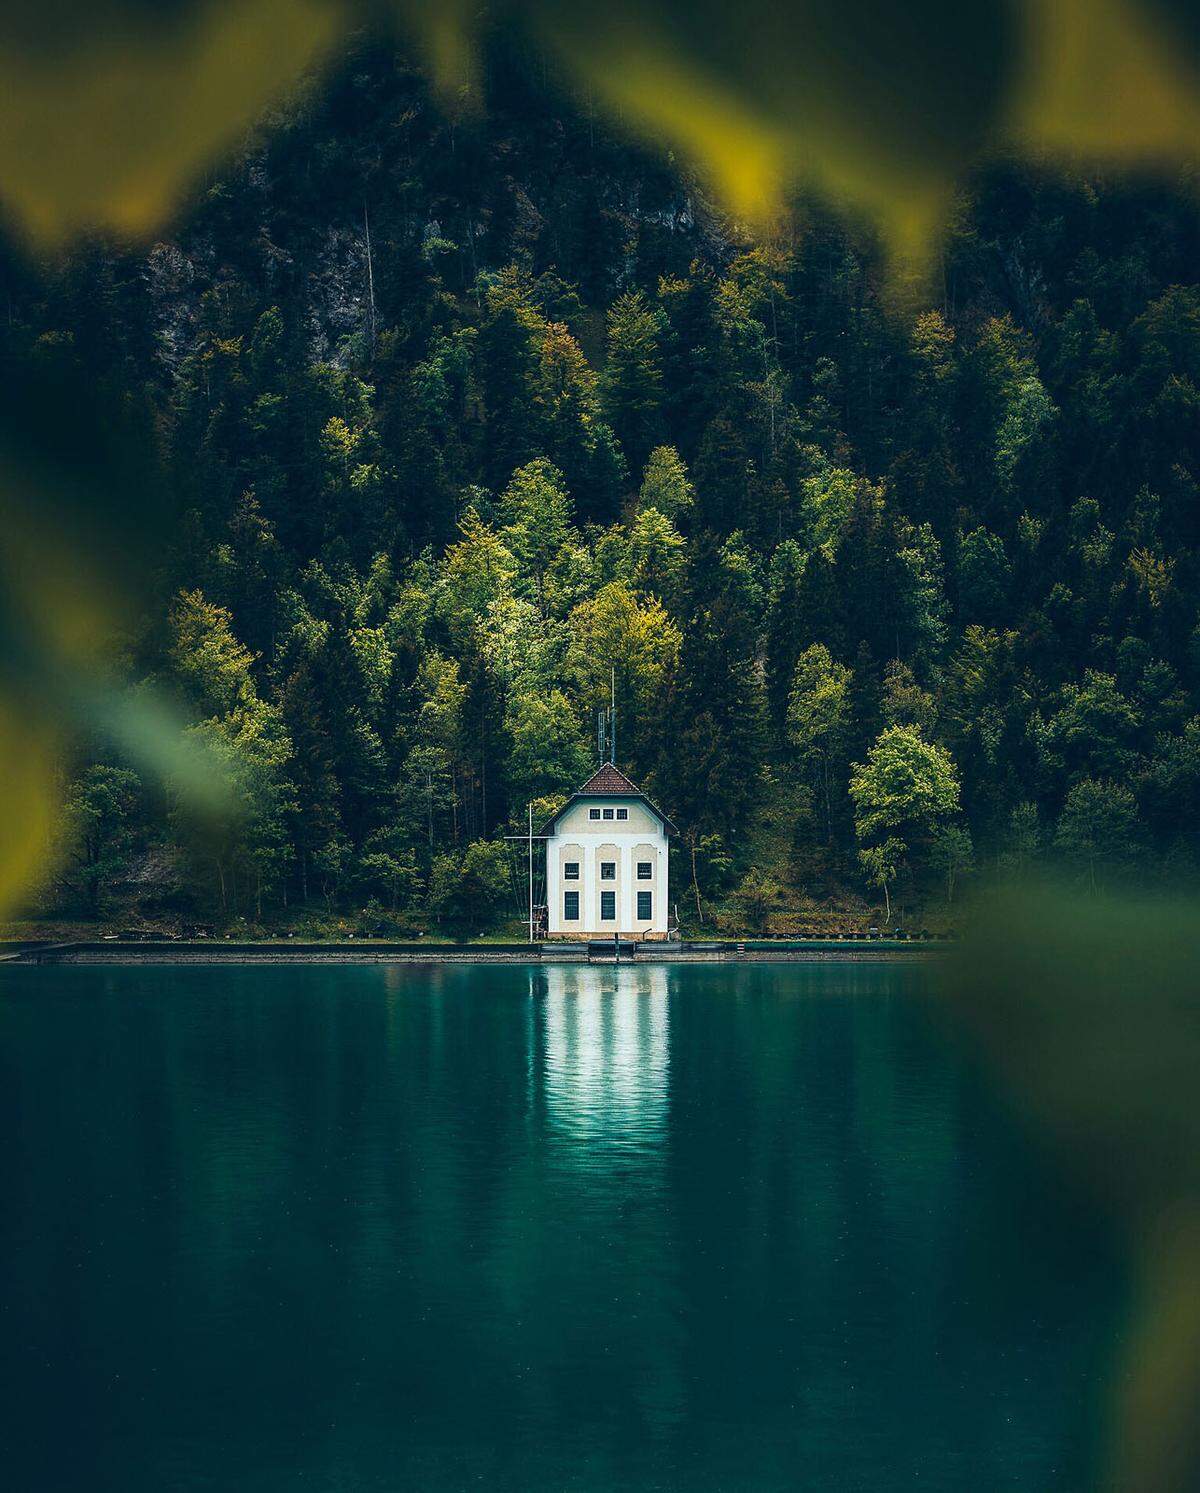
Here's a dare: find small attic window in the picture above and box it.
[589,808,601,820]
[603,808,614,820]
[616,808,628,820]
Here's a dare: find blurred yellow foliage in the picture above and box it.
[2,7,1199,1483]
[1,0,1199,917]
[1013,0,1200,160]
[394,0,480,103]
[0,353,226,914]
[0,700,58,915]
[2,2,1198,255]
[0,0,341,246]
[0,537,121,914]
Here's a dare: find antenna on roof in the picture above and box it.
[610,665,617,766]
[595,669,619,766]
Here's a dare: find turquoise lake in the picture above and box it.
[0,962,1121,1490]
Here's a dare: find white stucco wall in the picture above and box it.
[553,798,662,835]
[545,797,669,937]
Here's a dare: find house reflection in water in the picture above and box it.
[537,964,670,1152]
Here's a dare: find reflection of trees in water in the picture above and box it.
[1,964,1115,1489]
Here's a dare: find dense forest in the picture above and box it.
[7,35,1200,935]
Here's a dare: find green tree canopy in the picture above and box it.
[787,643,853,843]
[638,445,694,521]
[1055,778,1141,892]
[505,690,593,808]
[849,725,962,866]
[602,289,665,478]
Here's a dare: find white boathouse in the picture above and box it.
[539,763,676,940]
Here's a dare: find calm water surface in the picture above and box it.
[0,962,1120,1491]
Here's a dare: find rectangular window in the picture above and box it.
[602,807,614,820]
[589,808,601,820]
[564,891,579,921]
[564,862,579,880]
[616,807,628,820]
[600,861,616,880]
[637,891,653,921]
[600,891,616,921]
[637,861,653,879]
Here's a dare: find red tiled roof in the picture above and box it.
[576,762,641,795]
[536,762,678,836]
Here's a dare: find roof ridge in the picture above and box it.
[577,761,641,794]
[535,761,678,836]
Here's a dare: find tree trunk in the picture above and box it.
[480,715,488,835]
[822,756,833,844]
[362,203,377,361]
[87,848,100,917]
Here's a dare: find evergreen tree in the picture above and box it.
[787,644,854,845]
[9,49,1200,934]
[602,290,665,482]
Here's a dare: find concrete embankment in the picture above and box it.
[3,938,948,966]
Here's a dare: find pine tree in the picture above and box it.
[602,290,665,481]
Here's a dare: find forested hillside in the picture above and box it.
[8,36,1200,934]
